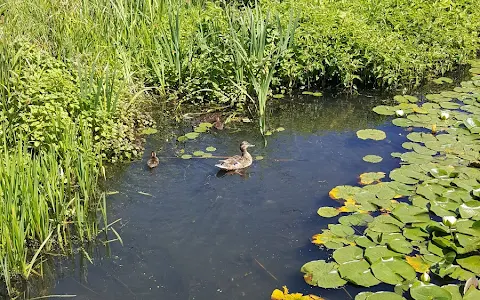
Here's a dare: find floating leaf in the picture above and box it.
[255,156,264,160]
[410,282,452,300]
[339,213,374,226]
[363,155,383,163]
[355,292,405,300]
[459,201,480,219]
[194,126,207,133]
[405,255,430,273]
[181,154,192,159]
[365,246,402,263]
[193,151,205,156]
[329,185,362,200]
[456,256,480,274]
[373,106,396,115]
[357,129,387,141]
[359,172,385,185]
[206,146,216,152]
[276,127,285,132]
[301,260,347,288]
[338,260,380,287]
[177,135,188,142]
[272,94,284,99]
[333,246,364,264]
[312,92,323,97]
[185,132,200,139]
[433,77,453,84]
[141,128,158,135]
[317,207,340,218]
[371,258,416,285]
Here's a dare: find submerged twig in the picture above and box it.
[27,295,77,299]
[254,258,278,281]
[341,286,353,299]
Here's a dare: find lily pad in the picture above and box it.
[363,155,383,163]
[255,156,264,160]
[193,151,205,156]
[373,106,397,115]
[206,146,216,152]
[405,255,430,273]
[317,207,340,218]
[339,213,374,226]
[301,260,347,288]
[371,258,416,285]
[456,256,480,273]
[410,282,452,300]
[355,292,405,300]
[357,129,387,141]
[333,246,364,264]
[338,260,380,287]
[359,172,385,185]
[185,132,200,139]
[433,77,454,84]
[181,154,192,159]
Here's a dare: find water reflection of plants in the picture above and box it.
[274,62,480,299]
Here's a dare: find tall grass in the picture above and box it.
[0,123,106,296]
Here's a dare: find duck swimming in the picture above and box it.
[147,151,159,169]
[213,116,224,130]
[215,141,254,171]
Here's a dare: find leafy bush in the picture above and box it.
[1,41,154,162]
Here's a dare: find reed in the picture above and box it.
[0,123,106,296]
[227,5,296,134]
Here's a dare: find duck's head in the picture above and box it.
[240,141,254,151]
[151,151,157,158]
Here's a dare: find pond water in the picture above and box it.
[41,94,412,299]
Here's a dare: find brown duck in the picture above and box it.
[147,151,159,169]
[213,116,224,130]
[215,141,254,171]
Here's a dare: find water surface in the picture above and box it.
[47,94,409,299]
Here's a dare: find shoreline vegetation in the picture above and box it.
[0,0,479,297]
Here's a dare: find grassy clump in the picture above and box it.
[0,124,107,296]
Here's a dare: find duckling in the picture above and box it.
[147,151,159,169]
[213,116,224,130]
[215,141,254,171]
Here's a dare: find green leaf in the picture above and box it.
[181,154,192,159]
[356,292,405,300]
[410,282,452,300]
[357,129,387,141]
[363,155,383,163]
[456,256,480,273]
[206,146,216,152]
[317,207,340,218]
[360,172,386,185]
[329,224,355,237]
[387,238,413,254]
[185,132,200,139]
[300,260,347,288]
[371,258,416,285]
[338,259,380,287]
[459,201,480,219]
[333,246,364,264]
[193,150,205,156]
[373,106,397,116]
[364,246,402,264]
[339,213,374,226]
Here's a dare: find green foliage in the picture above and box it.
[0,40,153,162]
[3,0,478,133]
